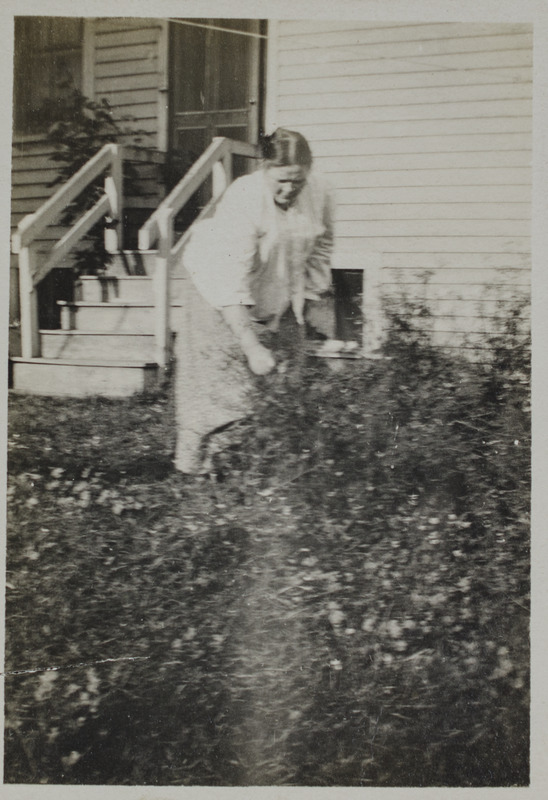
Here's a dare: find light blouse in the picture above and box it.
[183,168,334,325]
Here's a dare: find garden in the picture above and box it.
[4,315,530,786]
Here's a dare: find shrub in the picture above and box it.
[46,89,148,275]
[212,299,530,532]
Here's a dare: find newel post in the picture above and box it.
[19,244,41,359]
[154,208,173,369]
[104,144,124,253]
[212,147,232,199]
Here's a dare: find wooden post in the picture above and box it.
[154,208,173,369]
[105,145,123,253]
[19,244,40,359]
[223,151,233,186]
[212,158,229,199]
[211,141,228,198]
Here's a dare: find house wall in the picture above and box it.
[92,17,168,151]
[10,17,169,333]
[268,20,532,354]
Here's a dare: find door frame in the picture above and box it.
[166,18,266,163]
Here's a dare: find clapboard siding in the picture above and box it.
[279,67,532,94]
[97,88,159,108]
[331,168,530,188]
[335,186,531,204]
[95,59,159,78]
[95,73,161,94]
[280,83,530,110]
[10,19,167,261]
[280,58,531,81]
[93,27,162,49]
[333,237,530,253]
[281,99,533,126]
[96,44,159,63]
[296,117,532,141]
[282,46,531,72]
[384,277,530,295]
[9,18,169,333]
[338,203,530,221]
[94,18,156,32]
[11,140,67,298]
[337,220,531,238]
[279,31,533,56]
[312,132,532,157]
[316,151,530,172]
[278,20,532,41]
[93,19,165,149]
[273,20,532,349]
[384,254,530,272]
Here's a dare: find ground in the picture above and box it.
[4,330,530,785]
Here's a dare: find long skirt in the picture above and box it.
[173,269,254,473]
[172,268,335,473]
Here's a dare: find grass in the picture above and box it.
[4,323,530,786]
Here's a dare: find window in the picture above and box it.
[13,17,83,136]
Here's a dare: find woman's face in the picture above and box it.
[265,165,309,209]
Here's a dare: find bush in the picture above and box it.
[213,301,530,530]
[46,89,148,275]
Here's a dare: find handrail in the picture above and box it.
[138,137,259,368]
[33,195,112,285]
[13,144,121,252]
[13,142,123,359]
[138,137,258,251]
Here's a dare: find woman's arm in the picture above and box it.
[221,305,275,376]
[305,179,335,297]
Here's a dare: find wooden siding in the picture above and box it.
[10,18,168,330]
[272,20,532,352]
[93,18,165,145]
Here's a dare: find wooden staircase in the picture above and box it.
[11,252,186,397]
[10,137,260,398]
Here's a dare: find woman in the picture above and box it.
[174,128,335,473]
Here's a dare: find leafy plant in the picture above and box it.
[45,89,148,275]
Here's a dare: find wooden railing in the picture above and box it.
[138,137,259,368]
[12,143,123,359]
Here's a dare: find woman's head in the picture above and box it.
[261,128,313,209]
[261,128,313,169]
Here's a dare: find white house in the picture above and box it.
[10,17,532,393]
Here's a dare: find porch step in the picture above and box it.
[76,275,186,303]
[40,330,163,361]
[107,250,186,279]
[12,247,187,397]
[108,250,159,277]
[57,301,184,333]
[11,357,160,398]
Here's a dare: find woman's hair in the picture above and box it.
[260,128,313,169]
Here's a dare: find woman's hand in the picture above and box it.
[220,305,275,375]
[246,343,276,376]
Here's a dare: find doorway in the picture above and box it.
[168,18,265,229]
